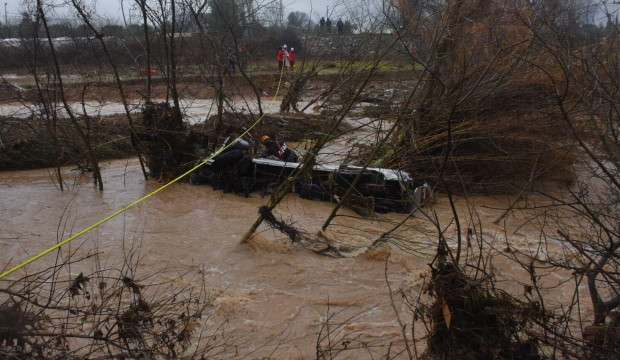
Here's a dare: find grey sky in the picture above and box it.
[2,0,334,22]
[6,1,613,25]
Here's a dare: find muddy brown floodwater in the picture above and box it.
[0,159,589,357]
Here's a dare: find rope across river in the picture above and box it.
[0,67,287,280]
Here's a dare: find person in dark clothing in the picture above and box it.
[190,138,254,195]
[337,19,344,34]
[288,48,297,69]
[260,135,299,163]
[226,50,236,75]
[325,18,332,33]
[319,17,326,30]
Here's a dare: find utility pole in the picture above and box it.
[278,0,284,27]
[4,2,7,38]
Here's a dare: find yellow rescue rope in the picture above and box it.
[0,66,287,280]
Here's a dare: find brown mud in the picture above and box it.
[0,71,416,104]
[0,115,134,171]
[0,108,349,171]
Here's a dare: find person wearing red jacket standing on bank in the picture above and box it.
[276,46,285,70]
[289,48,297,70]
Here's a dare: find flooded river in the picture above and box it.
[0,158,585,357]
[0,159,428,356]
[0,98,311,123]
[0,93,592,356]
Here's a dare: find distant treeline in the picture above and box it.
[0,6,364,71]
[0,28,397,72]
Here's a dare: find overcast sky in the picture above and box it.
[2,0,336,22]
[5,1,616,25]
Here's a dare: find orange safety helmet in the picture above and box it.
[260,135,271,144]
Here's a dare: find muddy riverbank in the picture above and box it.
[0,70,416,104]
[0,98,353,171]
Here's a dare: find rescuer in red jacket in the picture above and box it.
[276,47,285,70]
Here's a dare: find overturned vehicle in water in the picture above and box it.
[190,139,431,214]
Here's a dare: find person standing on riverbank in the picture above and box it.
[276,46,285,70]
[282,45,290,69]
